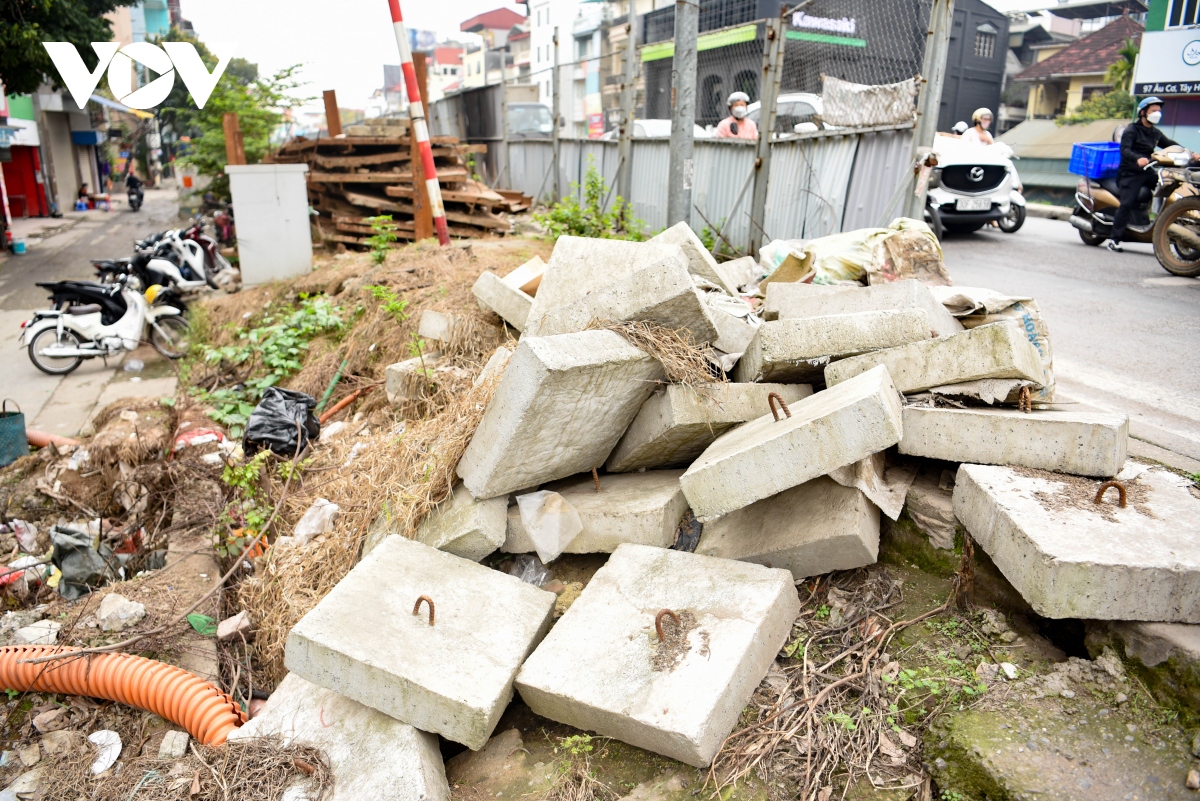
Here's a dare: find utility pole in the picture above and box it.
[616,10,639,204]
[903,0,955,221]
[747,12,786,256]
[666,0,698,226]
[552,27,562,202]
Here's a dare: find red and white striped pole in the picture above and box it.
[387,0,450,246]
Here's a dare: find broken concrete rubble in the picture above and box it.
[695,476,879,580]
[899,406,1128,478]
[418,310,460,344]
[733,310,930,383]
[607,382,812,473]
[228,672,451,801]
[904,470,958,550]
[416,482,508,561]
[96,593,145,632]
[216,610,252,642]
[824,320,1047,394]
[472,271,532,332]
[286,535,555,749]
[502,255,545,295]
[385,352,441,405]
[515,544,800,767]
[474,346,512,387]
[953,463,1200,623]
[531,256,719,344]
[503,470,688,554]
[525,237,688,333]
[702,291,759,357]
[649,222,742,296]
[766,278,963,338]
[762,282,855,320]
[681,365,904,521]
[457,329,663,500]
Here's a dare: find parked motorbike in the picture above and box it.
[1069,147,1196,248]
[91,253,190,312]
[127,184,144,211]
[180,217,233,280]
[21,276,188,375]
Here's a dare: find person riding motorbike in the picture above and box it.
[960,108,995,145]
[715,91,758,140]
[1107,97,1182,253]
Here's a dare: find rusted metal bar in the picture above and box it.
[767,392,791,422]
[655,609,681,641]
[1094,480,1127,508]
[413,595,435,625]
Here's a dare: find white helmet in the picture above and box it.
[727,91,750,108]
[972,107,994,124]
[951,121,969,135]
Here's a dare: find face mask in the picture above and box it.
[731,106,747,120]
[1148,111,1163,124]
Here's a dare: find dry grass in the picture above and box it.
[587,319,723,389]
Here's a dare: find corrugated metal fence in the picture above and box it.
[496,126,913,245]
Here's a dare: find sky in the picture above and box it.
[181,0,521,112]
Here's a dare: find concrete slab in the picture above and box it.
[228,673,450,801]
[526,237,687,333]
[514,544,800,767]
[904,470,957,550]
[695,476,879,580]
[416,482,508,561]
[385,353,441,405]
[762,283,856,320]
[503,470,688,554]
[898,406,1129,478]
[473,271,532,332]
[457,330,663,500]
[531,257,718,344]
[733,310,930,383]
[704,295,759,356]
[418,310,460,343]
[766,279,963,338]
[474,346,512,387]
[502,255,545,295]
[607,383,813,473]
[681,365,904,521]
[953,464,1200,622]
[824,321,1047,394]
[286,536,556,749]
[649,222,741,296]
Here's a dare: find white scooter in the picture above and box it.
[22,276,189,375]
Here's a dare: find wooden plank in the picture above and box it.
[341,190,412,214]
[308,167,469,183]
[223,113,246,166]
[312,134,461,148]
[323,90,342,138]
[313,151,409,168]
[411,51,434,241]
[384,185,507,208]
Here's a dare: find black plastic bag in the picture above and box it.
[50,525,119,600]
[242,388,321,457]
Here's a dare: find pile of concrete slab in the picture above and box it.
[254,226,1194,797]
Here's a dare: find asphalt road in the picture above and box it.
[941,215,1200,471]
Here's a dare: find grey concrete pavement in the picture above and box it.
[941,216,1200,473]
[0,187,182,434]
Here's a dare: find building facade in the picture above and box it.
[1133,0,1200,150]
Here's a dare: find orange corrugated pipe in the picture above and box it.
[26,429,81,448]
[0,646,246,745]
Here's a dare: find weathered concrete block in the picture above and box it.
[607,383,813,473]
[696,476,879,580]
[681,365,904,521]
[416,482,509,561]
[527,237,688,332]
[532,257,719,344]
[418,310,460,343]
[704,295,759,356]
[953,464,1200,623]
[474,346,513,387]
[899,407,1128,478]
[503,470,688,554]
[515,544,800,767]
[733,310,930,383]
[286,536,556,749]
[473,271,532,332]
[763,282,855,320]
[385,352,440,405]
[905,470,957,550]
[228,673,451,801]
[502,255,545,295]
[767,279,963,338]
[824,321,1047,394]
[649,222,741,296]
[457,330,663,500]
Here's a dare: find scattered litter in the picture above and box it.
[122,359,144,373]
[49,526,117,600]
[6,521,37,553]
[516,491,582,563]
[293,499,341,545]
[88,730,122,775]
[505,553,553,587]
[242,387,321,457]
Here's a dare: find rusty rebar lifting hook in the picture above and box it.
[767,392,791,422]
[1018,386,1032,414]
[655,609,681,641]
[413,595,435,626]
[592,467,601,492]
[1093,480,1127,509]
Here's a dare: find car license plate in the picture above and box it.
[956,197,991,212]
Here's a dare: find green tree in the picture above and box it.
[1104,38,1139,93]
[1056,89,1137,125]
[0,0,137,95]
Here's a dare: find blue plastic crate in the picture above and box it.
[1069,142,1121,179]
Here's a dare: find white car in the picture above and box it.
[598,120,710,139]
[746,93,831,135]
[926,135,1026,236]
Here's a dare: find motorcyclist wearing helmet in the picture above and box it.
[961,108,994,145]
[715,91,758,140]
[1108,96,1180,252]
